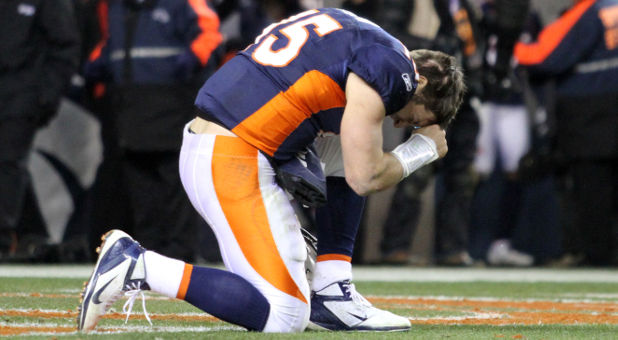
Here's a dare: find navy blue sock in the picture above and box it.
[183,266,270,331]
[315,176,366,257]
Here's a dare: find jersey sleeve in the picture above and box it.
[184,0,222,66]
[347,44,417,115]
[514,0,601,75]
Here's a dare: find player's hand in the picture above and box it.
[414,124,448,158]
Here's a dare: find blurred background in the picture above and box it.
[1,0,616,268]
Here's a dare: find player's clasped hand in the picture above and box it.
[414,124,448,158]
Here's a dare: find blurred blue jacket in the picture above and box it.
[86,0,221,85]
[515,0,618,96]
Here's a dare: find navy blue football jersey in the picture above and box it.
[195,8,418,160]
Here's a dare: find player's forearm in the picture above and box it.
[344,153,406,196]
[346,134,439,196]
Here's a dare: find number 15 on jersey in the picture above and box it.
[251,10,343,67]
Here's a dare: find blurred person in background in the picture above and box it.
[213,0,308,64]
[515,0,618,266]
[469,0,564,267]
[472,0,537,266]
[83,0,222,262]
[78,0,135,261]
[0,0,80,260]
[375,0,484,266]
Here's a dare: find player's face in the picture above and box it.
[391,101,437,129]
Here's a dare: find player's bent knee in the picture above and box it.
[262,300,310,332]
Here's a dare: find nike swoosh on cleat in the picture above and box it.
[347,311,368,321]
[92,275,118,304]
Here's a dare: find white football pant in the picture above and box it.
[474,102,531,175]
[178,122,310,332]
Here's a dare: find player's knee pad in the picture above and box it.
[263,298,310,332]
[261,219,311,332]
[285,224,308,263]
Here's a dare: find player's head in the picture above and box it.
[409,49,466,128]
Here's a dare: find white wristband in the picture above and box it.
[391,134,439,179]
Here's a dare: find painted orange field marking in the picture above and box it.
[1,296,616,335]
[369,297,618,325]
[371,296,618,312]
[0,325,77,336]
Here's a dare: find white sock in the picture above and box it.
[144,251,186,298]
[311,260,352,291]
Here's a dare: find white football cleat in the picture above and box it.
[308,280,411,331]
[77,229,150,332]
[487,239,534,267]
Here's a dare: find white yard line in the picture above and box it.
[0,265,617,282]
[408,312,504,321]
[0,320,243,336]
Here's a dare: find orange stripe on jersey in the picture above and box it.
[211,136,307,304]
[88,43,105,62]
[88,0,109,62]
[317,254,352,263]
[232,70,346,156]
[176,263,194,299]
[515,0,596,65]
[93,83,106,99]
[188,0,223,65]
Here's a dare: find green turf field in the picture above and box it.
[0,265,617,339]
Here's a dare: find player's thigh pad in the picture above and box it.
[314,135,344,177]
[179,126,310,332]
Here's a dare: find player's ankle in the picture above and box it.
[143,251,187,298]
[311,259,352,291]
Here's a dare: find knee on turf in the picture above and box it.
[263,299,310,332]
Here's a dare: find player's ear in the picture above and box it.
[416,75,428,92]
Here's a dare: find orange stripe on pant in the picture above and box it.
[210,136,307,304]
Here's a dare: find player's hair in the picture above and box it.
[410,49,466,127]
